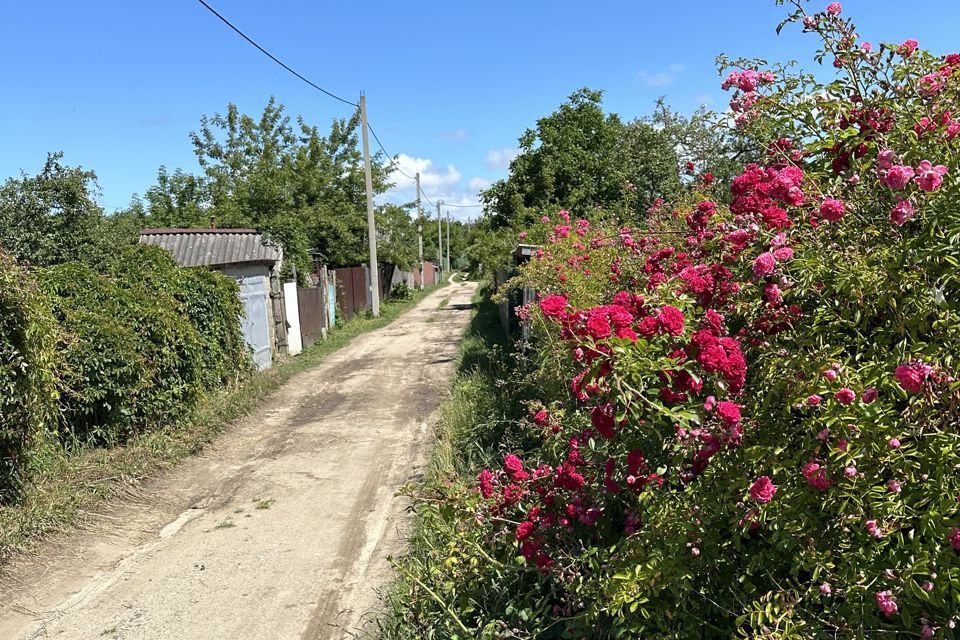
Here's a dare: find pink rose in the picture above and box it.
[888,438,901,449]
[883,165,915,189]
[919,73,945,96]
[914,160,948,192]
[876,590,898,617]
[749,476,777,503]
[820,582,832,594]
[539,294,568,319]
[835,388,856,405]
[895,361,933,393]
[753,252,776,278]
[950,527,960,551]
[826,2,842,14]
[772,247,794,262]
[819,198,846,222]
[803,462,833,491]
[877,149,897,170]
[807,394,822,406]
[657,306,685,336]
[889,199,915,226]
[898,39,919,57]
[861,387,878,403]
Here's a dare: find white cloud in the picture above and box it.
[695,93,714,106]
[380,154,482,221]
[485,147,519,171]
[637,63,685,88]
[388,154,462,192]
[440,129,470,141]
[468,177,492,192]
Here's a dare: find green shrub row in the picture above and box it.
[0,244,251,501]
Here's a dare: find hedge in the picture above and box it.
[1,244,251,500]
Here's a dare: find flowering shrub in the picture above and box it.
[387,4,960,638]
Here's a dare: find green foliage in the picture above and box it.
[37,245,251,448]
[377,203,419,269]
[0,152,137,267]
[482,88,674,229]
[138,98,393,275]
[389,281,413,301]
[386,7,960,638]
[0,254,58,502]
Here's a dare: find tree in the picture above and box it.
[375,202,418,269]
[139,98,393,275]
[141,166,211,228]
[481,88,682,230]
[0,152,132,267]
[647,99,760,202]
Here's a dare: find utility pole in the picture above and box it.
[445,209,451,272]
[416,172,424,289]
[436,200,443,278]
[359,93,380,317]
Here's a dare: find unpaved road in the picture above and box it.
[0,280,477,640]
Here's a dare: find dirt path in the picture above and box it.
[0,281,478,640]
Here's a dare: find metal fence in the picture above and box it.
[297,286,326,348]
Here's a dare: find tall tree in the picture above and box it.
[0,152,130,266]
[481,88,681,230]
[141,166,211,228]
[139,98,392,274]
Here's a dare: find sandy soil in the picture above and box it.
[0,280,477,640]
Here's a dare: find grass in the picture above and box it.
[211,518,236,531]
[252,497,274,510]
[377,285,511,638]
[0,282,446,565]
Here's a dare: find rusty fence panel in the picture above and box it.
[297,287,325,349]
[332,266,368,322]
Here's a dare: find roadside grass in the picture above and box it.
[0,282,446,565]
[376,285,512,639]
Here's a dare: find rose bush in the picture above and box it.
[385,4,960,638]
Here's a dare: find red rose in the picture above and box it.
[750,476,777,503]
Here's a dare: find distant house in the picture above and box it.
[139,228,288,370]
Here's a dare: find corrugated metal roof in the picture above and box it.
[139,228,281,268]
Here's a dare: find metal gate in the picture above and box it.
[238,275,272,370]
[297,286,325,349]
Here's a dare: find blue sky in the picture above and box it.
[3,1,959,221]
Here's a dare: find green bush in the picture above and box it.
[178,267,251,389]
[38,244,250,447]
[0,253,58,502]
[389,281,413,301]
[386,6,960,638]
[40,262,148,446]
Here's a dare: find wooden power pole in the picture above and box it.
[445,209,451,272]
[416,172,424,289]
[359,93,380,317]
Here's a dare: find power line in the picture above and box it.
[196,0,358,108]
[196,1,484,212]
[369,124,484,210]
[367,122,416,180]
[442,201,484,208]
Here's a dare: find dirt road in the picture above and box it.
[0,280,478,640]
